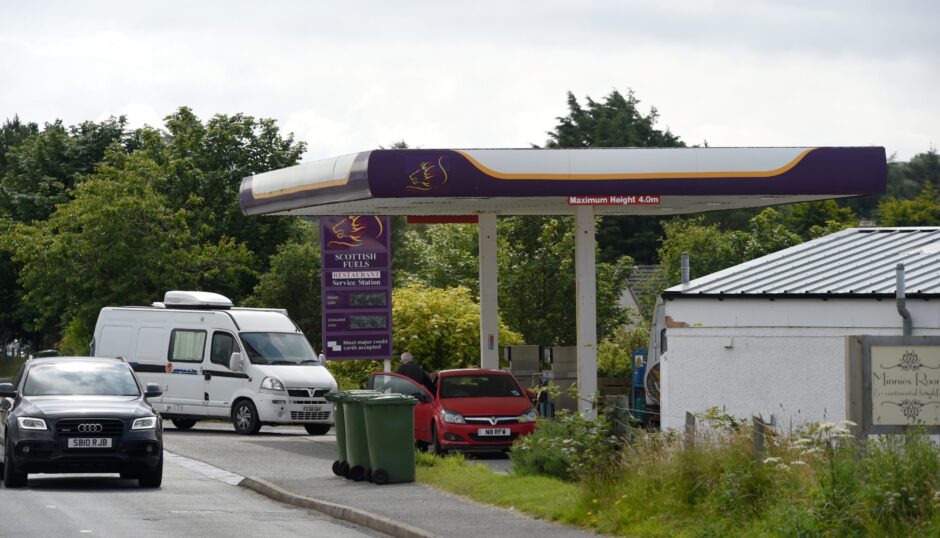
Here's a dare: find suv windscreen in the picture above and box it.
[23,362,141,397]
[240,333,317,365]
[439,375,522,399]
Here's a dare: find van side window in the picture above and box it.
[210,332,239,367]
[168,329,207,363]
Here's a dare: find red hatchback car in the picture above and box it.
[367,369,537,454]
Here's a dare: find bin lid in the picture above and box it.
[327,389,382,402]
[361,394,418,407]
[345,391,386,402]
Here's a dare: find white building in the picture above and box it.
[658,227,940,431]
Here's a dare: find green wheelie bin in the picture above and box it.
[362,394,418,485]
[327,390,381,478]
[324,391,347,477]
[343,391,383,481]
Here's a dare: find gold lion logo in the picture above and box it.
[406,156,448,192]
[328,216,384,249]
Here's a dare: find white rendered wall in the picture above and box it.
[661,298,940,431]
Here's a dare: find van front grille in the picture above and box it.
[287,388,331,398]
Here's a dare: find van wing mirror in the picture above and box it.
[229,352,245,373]
[317,353,327,366]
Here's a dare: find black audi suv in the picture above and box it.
[0,357,163,488]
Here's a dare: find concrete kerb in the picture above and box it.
[239,476,437,538]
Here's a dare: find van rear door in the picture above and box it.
[164,328,209,417]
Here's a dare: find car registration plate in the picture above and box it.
[68,437,112,448]
[477,428,510,437]
[303,405,322,412]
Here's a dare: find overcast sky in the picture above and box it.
[2,1,937,162]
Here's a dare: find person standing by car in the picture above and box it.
[396,352,431,390]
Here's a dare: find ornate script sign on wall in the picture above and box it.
[852,336,940,435]
[871,345,940,426]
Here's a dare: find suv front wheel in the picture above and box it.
[3,438,27,488]
[138,454,163,488]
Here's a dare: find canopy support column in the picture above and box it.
[575,206,598,418]
[479,213,499,370]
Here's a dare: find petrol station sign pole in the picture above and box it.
[319,216,393,363]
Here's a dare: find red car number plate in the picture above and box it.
[477,428,510,436]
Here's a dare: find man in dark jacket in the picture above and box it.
[396,352,431,390]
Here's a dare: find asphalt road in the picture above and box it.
[0,450,382,538]
[162,422,598,538]
[164,421,514,473]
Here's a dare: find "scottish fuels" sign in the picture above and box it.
[320,216,392,360]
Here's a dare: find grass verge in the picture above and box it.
[415,452,588,526]
[415,420,940,537]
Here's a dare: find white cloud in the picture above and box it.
[1,1,936,160]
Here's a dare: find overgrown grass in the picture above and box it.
[416,417,940,537]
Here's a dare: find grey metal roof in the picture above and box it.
[665,227,940,297]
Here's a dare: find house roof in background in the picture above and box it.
[664,228,940,298]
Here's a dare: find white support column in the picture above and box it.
[575,205,598,418]
[479,213,500,370]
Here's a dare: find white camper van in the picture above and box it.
[92,291,337,435]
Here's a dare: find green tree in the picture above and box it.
[392,283,523,372]
[545,90,683,149]
[143,108,306,276]
[783,200,858,239]
[878,183,940,226]
[544,89,686,265]
[396,217,633,346]
[245,221,322,343]
[498,216,633,346]
[0,115,39,174]
[0,117,127,223]
[646,208,801,317]
[11,153,255,350]
[396,223,480,292]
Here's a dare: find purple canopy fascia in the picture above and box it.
[240,147,886,216]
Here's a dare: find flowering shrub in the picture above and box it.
[510,410,620,481]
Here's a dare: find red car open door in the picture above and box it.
[367,372,434,443]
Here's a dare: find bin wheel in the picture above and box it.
[372,469,389,485]
[349,465,365,481]
[340,462,350,478]
[364,468,373,483]
[332,460,342,476]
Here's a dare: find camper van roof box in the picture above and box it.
[163,291,233,310]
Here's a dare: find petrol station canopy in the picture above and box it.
[240,147,887,217]
[240,145,887,417]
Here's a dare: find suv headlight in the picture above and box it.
[132,416,158,430]
[260,376,286,392]
[518,407,538,423]
[441,409,465,424]
[17,417,47,430]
